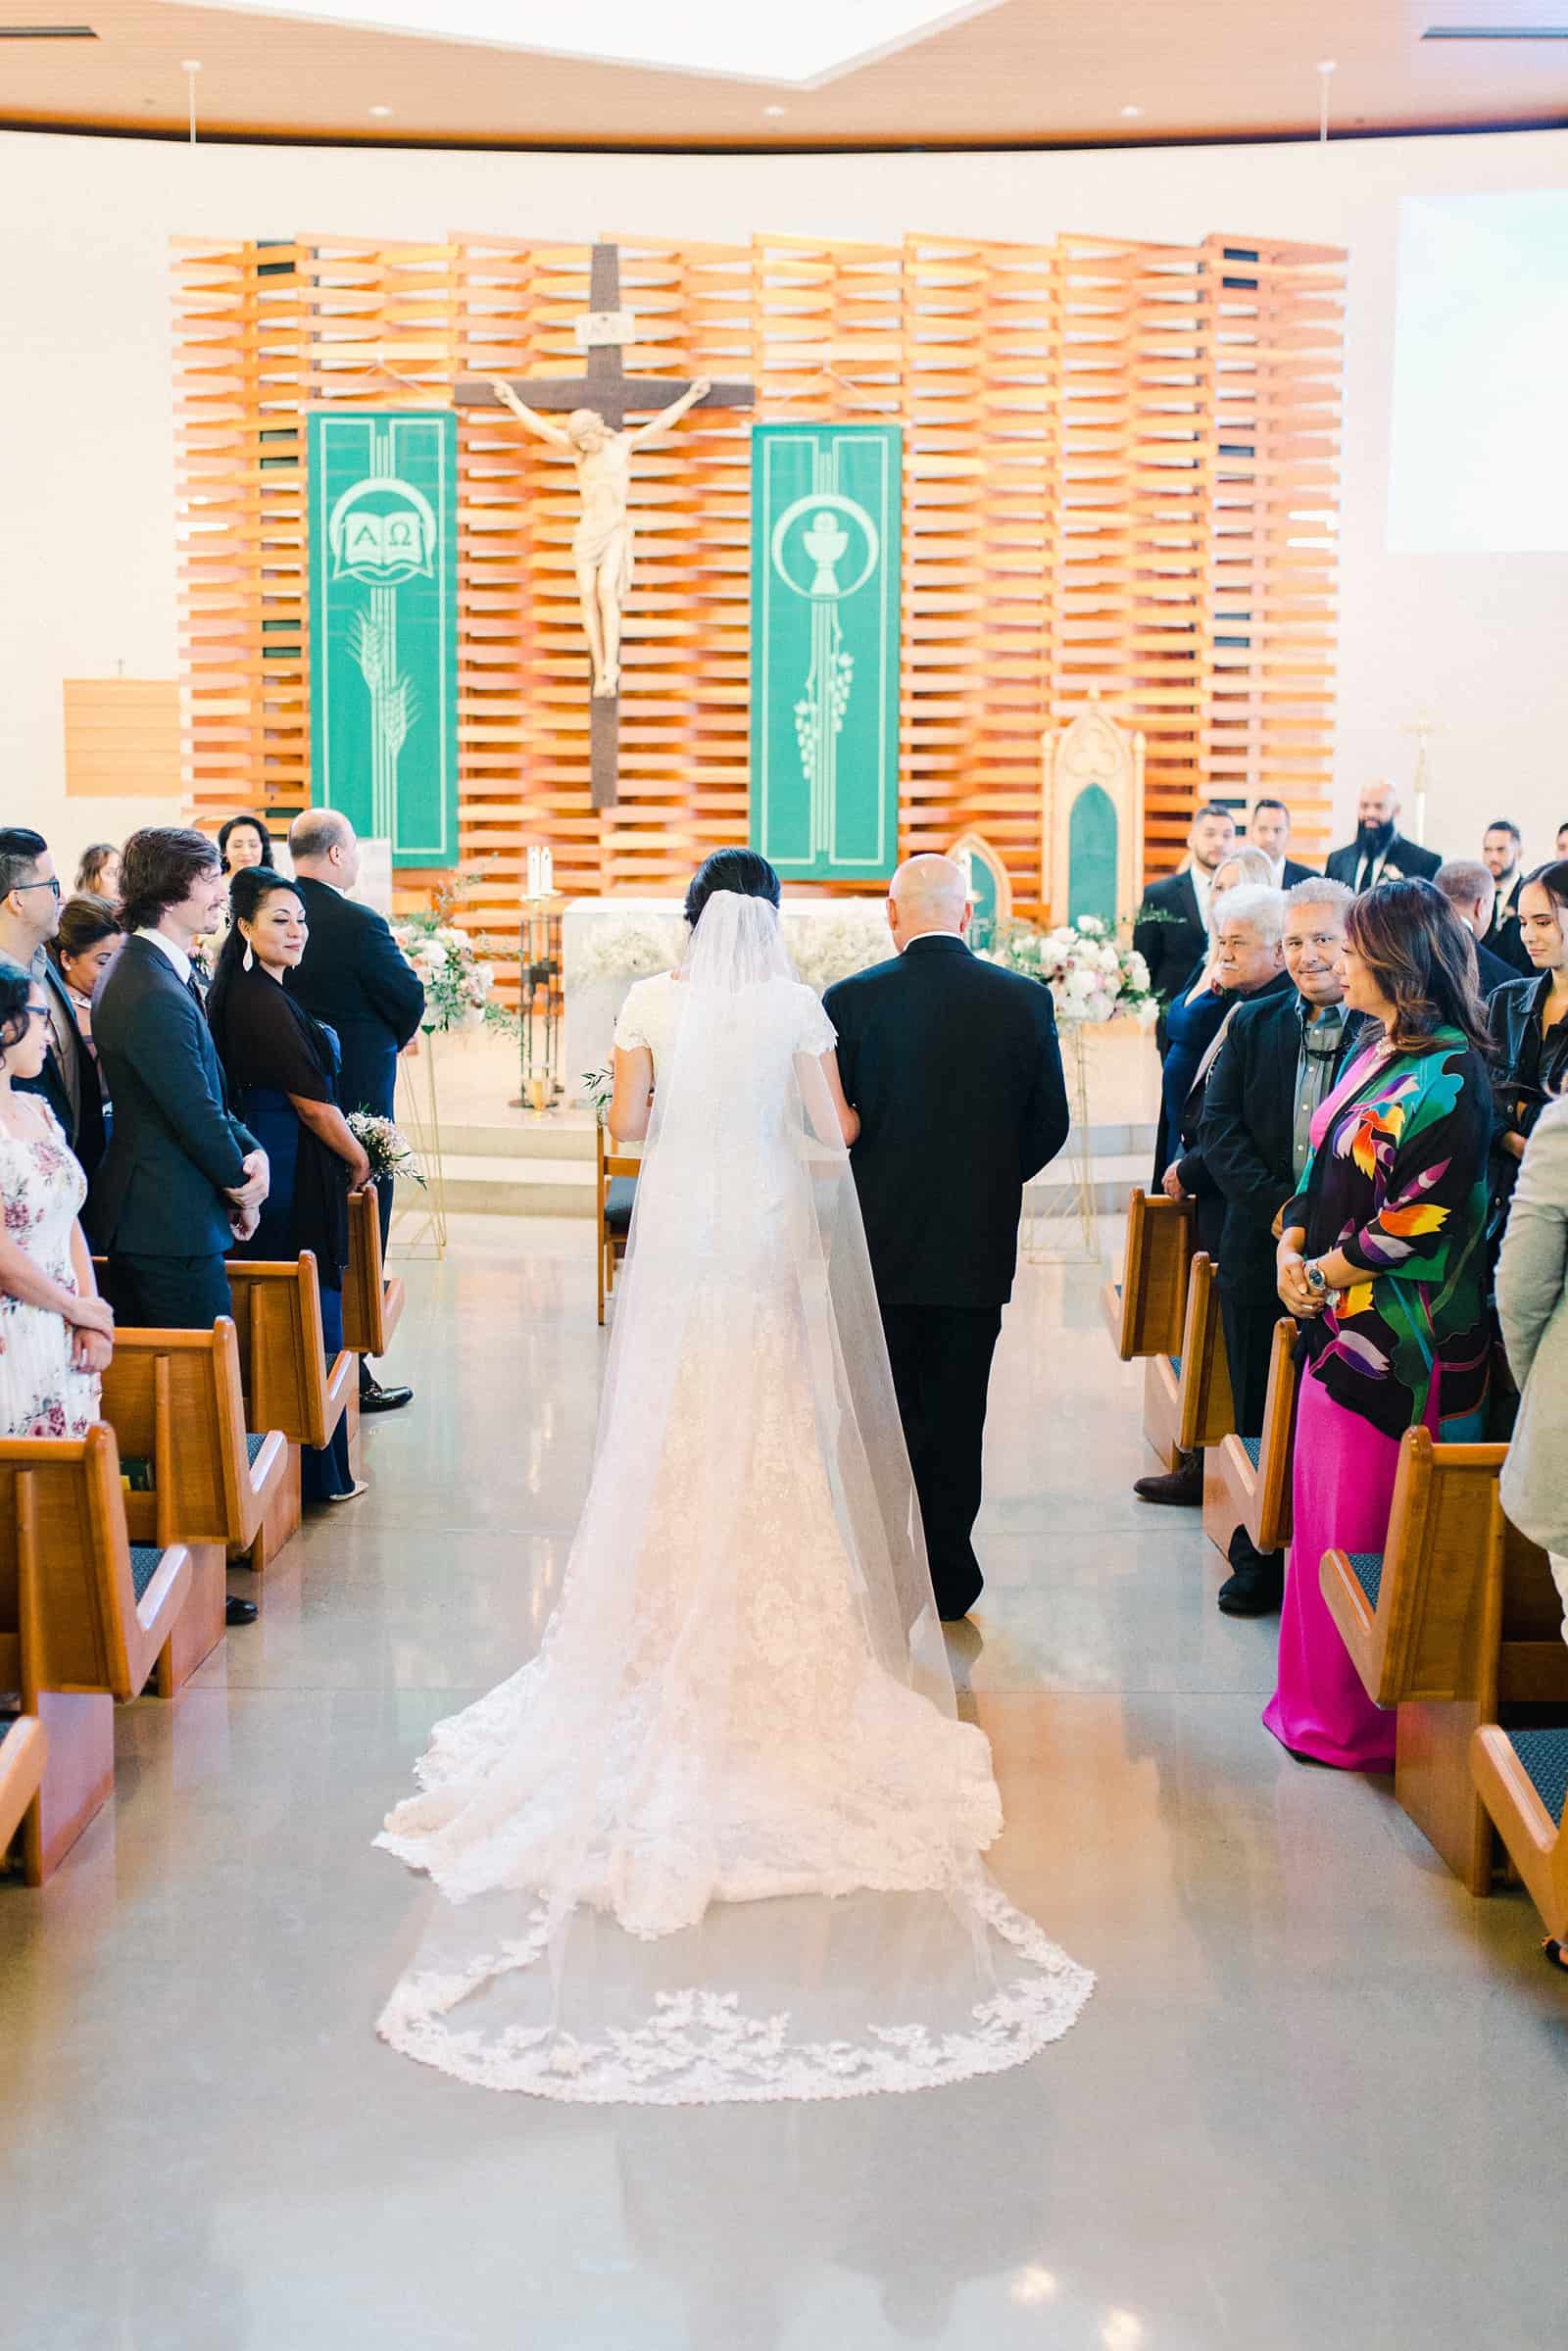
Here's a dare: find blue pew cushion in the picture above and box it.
[1240,1437,1262,1470]
[129,1546,168,1603]
[1348,1552,1384,1610]
[1168,1355,1182,1378]
[245,1432,268,1467]
[1507,1729,1568,1832]
[605,1178,636,1239]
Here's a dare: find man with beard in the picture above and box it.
[1325,779,1441,892]
[1480,819,1534,976]
[1198,880,1369,1612]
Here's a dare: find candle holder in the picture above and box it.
[514,893,565,1114]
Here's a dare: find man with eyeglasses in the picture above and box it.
[1198,879,1370,1615]
[0,826,105,1192]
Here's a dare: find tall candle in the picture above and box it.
[541,847,554,898]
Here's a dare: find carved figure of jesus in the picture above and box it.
[489,376,712,697]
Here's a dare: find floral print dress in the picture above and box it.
[0,1105,100,1440]
[1285,1028,1494,1442]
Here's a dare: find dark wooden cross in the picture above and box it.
[456,240,754,809]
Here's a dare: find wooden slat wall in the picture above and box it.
[174,224,1344,979]
[64,679,182,797]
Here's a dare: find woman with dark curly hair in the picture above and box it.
[0,955,115,1438]
[1264,879,1494,1769]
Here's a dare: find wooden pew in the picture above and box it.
[1320,1431,1568,1892]
[99,1320,289,1690]
[1470,1725,1568,1944]
[341,1184,406,1360]
[0,1715,47,1859]
[0,1425,192,1884]
[597,1122,640,1325]
[1176,1253,1235,1455]
[226,1253,355,1569]
[1202,1316,1299,1559]
[1101,1189,1195,1361]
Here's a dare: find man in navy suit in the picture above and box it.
[0,827,106,1198]
[1436,860,1518,996]
[825,857,1069,1622]
[285,810,424,1411]
[1324,780,1441,891]
[89,830,269,1628]
[1131,803,1237,1056]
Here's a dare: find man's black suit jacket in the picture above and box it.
[1199,990,1370,1286]
[1132,871,1207,1053]
[284,875,425,1120]
[824,935,1068,1309]
[89,936,258,1258]
[1483,881,1536,978]
[1474,936,1520,997]
[1324,834,1442,889]
[1169,969,1296,1256]
[1280,857,1320,890]
[16,955,105,1191]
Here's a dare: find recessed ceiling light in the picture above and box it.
[1119,103,1142,117]
[763,104,787,116]
[180,58,202,72]
[369,104,394,116]
[1316,57,1337,72]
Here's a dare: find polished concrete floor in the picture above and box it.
[3,1217,1564,2350]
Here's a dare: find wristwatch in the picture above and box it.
[1304,1262,1329,1297]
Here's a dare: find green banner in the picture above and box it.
[308,410,459,867]
[751,425,902,881]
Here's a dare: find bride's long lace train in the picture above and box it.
[375,899,1093,2101]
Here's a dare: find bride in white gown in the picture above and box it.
[376,863,1093,2102]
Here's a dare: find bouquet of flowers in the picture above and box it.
[575,916,686,989]
[391,907,498,1034]
[987,914,1155,1026]
[346,1111,425,1189]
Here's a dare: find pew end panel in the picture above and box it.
[226,1253,351,1453]
[1176,1253,1235,1455]
[1201,1317,1299,1558]
[0,1426,193,1883]
[1106,1189,1195,1362]
[1470,1726,1568,1943]
[342,1185,406,1359]
[1142,1352,1184,1473]
[0,1713,47,1860]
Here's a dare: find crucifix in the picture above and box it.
[456,241,755,808]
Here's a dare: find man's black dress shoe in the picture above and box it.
[1216,1566,1284,1617]
[359,1372,414,1412]
[1133,1455,1202,1507]
[225,1596,259,1628]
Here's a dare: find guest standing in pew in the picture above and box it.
[1198,880,1369,1613]
[284,810,424,1416]
[1151,847,1275,1186]
[1434,859,1517,997]
[1480,819,1535,978]
[1324,779,1442,891]
[1133,802,1237,1059]
[1496,1092,1568,1659]
[1487,861,1568,1229]
[825,855,1069,1623]
[1266,880,1494,1770]
[0,828,107,1200]
[74,841,122,905]
[1134,884,1294,1510]
[0,957,114,1440]
[218,814,275,878]
[209,869,373,1505]
[1246,797,1319,891]
[89,831,269,1629]
[47,894,123,1139]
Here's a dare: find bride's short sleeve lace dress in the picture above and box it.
[376,898,1092,2103]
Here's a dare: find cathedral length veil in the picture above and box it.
[375,892,1093,2101]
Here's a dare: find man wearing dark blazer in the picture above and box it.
[1324,780,1441,891]
[1132,803,1237,1055]
[0,828,106,1199]
[1480,820,1535,977]
[1246,797,1318,891]
[824,856,1069,1622]
[284,809,424,1410]
[1436,860,1519,997]
[1200,878,1368,1614]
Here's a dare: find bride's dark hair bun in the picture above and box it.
[684,850,782,928]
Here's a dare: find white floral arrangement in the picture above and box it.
[781,907,894,995]
[986,915,1155,1026]
[575,905,892,998]
[346,1111,425,1189]
[391,912,498,1034]
[574,916,686,989]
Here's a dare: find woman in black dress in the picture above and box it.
[1489,859,1568,1218]
[208,867,373,1503]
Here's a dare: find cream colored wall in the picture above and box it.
[3,125,1566,879]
